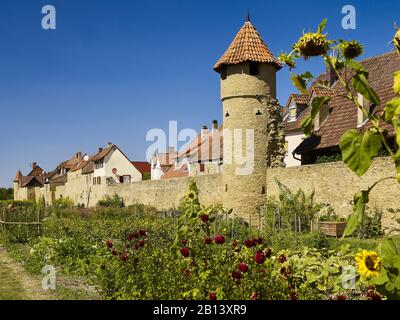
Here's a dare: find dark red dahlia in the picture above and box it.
[106,240,113,248]
[209,292,217,300]
[199,214,209,223]
[290,292,297,301]
[181,239,188,246]
[251,292,258,300]
[253,251,266,265]
[138,240,145,247]
[204,237,213,245]
[256,237,263,245]
[244,239,256,248]
[367,290,381,300]
[238,262,248,273]
[120,253,128,261]
[138,229,147,237]
[128,232,139,241]
[278,254,287,264]
[265,248,273,258]
[280,266,286,275]
[134,244,139,250]
[111,248,117,256]
[214,235,225,245]
[180,247,190,258]
[337,295,347,300]
[231,270,241,281]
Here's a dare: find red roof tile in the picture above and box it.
[214,20,281,72]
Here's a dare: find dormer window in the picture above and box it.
[357,93,370,128]
[289,106,297,121]
[94,160,104,169]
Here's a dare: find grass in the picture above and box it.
[0,256,26,300]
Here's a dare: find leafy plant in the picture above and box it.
[280,18,400,299]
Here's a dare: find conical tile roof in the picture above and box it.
[214,20,281,72]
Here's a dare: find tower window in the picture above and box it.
[255,110,262,116]
[221,68,227,80]
[249,62,259,76]
[225,184,228,192]
[261,186,266,195]
[225,110,230,117]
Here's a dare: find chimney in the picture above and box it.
[32,162,37,170]
[76,152,82,160]
[98,147,103,153]
[168,147,175,154]
[107,142,113,147]
[212,120,218,131]
[201,126,209,138]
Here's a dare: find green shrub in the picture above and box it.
[264,180,331,233]
[97,194,124,208]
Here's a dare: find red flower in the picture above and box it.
[238,262,248,273]
[106,240,113,248]
[214,235,225,245]
[181,239,188,246]
[367,290,381,300]
[251,292,258,300]
[278,254,287,264]
[253,251,266,265]
[265,248,273,258]
[337,295,347,300]
[231,270,241,281]
[209,292,217,300]
[180,247,190,258]
[138,229,147,237]
[199,214,209,223]
[280,266,286,275]
[204,237,213,245]
[138,240,145,247]
[244,239,256,248]
[111,248,117,256]
[120,253,128,261]
[290,292,297,301]
[181,268,191,277]
[134,244,139,250]
[127,232,139,241]
[256,237,263,245]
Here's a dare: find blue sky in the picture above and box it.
[1,0,399,187]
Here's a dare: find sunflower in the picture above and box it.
[293,32,330,58]
[355,250,382,279]
[187,190,197,201]
[394,29,400,54]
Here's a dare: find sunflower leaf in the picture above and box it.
[339,129,382,176]
[317,18,328,33]
[342,190,369,237]
[352,73,380,106]
[301,96,331,137]
[394,71,400,95]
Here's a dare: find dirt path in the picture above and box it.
[0,247,55,300]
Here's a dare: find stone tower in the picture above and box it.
[214,18,285,221]
[13,170,22,200]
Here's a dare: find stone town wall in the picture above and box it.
[266,157,400,229]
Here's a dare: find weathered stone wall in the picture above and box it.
[106,174,223,210]
[266,157,400,228]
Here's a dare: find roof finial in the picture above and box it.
[246,10,250,22]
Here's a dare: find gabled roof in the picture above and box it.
[92,144,115,162]
[213,19,282,72]
[295,51,400,154]
[20,175,45,188]
[27,164,45,177]
[161,164,189,179]
[131,161,151,174]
